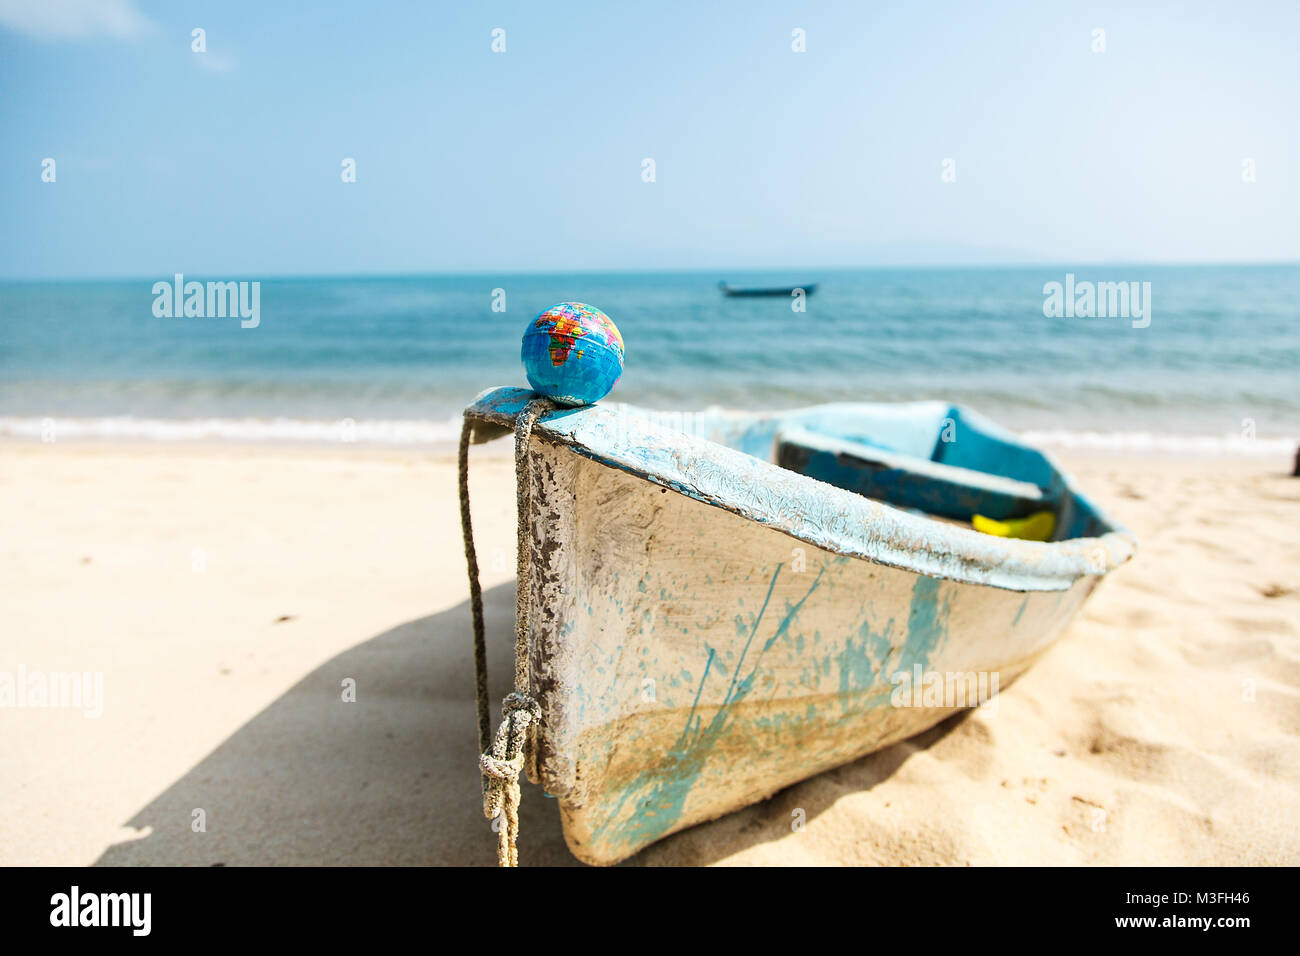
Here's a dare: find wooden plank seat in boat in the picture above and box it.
[774,424,1055,524]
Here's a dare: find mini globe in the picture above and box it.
[521,302,624,406]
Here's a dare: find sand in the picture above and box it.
[1,440,1297,866]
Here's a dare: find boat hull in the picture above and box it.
[525,439,1100,865]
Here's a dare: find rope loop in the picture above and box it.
[479,752,524,781]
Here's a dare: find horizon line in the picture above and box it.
[3,258,1299,284]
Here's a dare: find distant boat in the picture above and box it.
[719,281,818,297]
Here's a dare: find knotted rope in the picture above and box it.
[457,397,555,867]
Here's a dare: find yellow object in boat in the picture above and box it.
[972,510,1056,542]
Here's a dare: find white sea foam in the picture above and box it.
[1020,429,1297,458]
[1,416,1294,459]
[0,415,466,447]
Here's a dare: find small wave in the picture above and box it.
[1021,429,1296,457]
[2,416,1293,459]
[0,415,466,446]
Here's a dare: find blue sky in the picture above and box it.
[1,0,1297,278]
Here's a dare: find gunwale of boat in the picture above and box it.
[464,386,1136,594]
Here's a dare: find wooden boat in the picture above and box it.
[719,281,818,297]
[463,386,1135,865]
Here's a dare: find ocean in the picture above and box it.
[1,265,1296,452]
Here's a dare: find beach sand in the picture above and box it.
[2,440,1297,866]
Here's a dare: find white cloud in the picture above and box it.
[0,0,156,40]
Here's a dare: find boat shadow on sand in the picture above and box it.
[92,581,968,867]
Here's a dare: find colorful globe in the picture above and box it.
[521,302,625,406]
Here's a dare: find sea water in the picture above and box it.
[1,265,1295,452]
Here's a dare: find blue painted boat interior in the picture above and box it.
[658,401,1108,542]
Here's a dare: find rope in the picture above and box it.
[457,419,491,759]
[457,397,555,866]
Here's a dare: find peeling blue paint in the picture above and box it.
[1012,595,1029,627]
[897,576,950,673]
[595,563,827,852]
